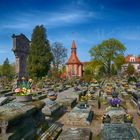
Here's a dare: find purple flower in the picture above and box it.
[109,98,121,106]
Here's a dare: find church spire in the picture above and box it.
[71,40,76,53]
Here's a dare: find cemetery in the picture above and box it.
[0,17,140,140]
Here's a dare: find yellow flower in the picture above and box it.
[22,87,27,93]
[27,89,31,93]
[29,79,32,82]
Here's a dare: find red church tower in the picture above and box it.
[66,40,83,78]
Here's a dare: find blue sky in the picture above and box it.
[0,0,140,64]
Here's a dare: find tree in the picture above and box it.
[126,63,135,76]
[114,55,125,70]
[27,25,53,78]
[51,42,67,70]
[1,58,14,80]
[89,38,126,76]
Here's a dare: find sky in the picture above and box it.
[0,0,140,64]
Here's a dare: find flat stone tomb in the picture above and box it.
[57,97,77,109]
[0,101,46,140]
[101,123,140,140]
[106,106,126,123]
[65,104,93,126]
[0,97,8,105]
[42,99,63,117]
[57,128,92,140]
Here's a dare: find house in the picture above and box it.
[122,55,140,72]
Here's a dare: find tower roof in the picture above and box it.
[66,41,82,65]
[71,40,76,49]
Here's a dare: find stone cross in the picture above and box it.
[12,34,30,80]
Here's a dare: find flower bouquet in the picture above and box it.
[15,87,32,102]
[109,98,121,107]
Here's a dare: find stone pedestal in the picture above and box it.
[65,105,93,126]
[57,97,77,110]
[106,106,126,123]
[42,99,63,118]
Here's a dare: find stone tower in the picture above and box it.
[66,40,83,78]
[12,34,30,80]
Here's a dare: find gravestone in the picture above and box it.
[0,101,47,140]
[101,123,140,140]
[57,128,92,140]
[12,33,30,80]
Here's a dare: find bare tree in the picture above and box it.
[51,42,67,69]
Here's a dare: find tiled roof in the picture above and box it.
[125,55,140,63]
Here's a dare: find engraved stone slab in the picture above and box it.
[58,128,92,140]
[101,123,140,140]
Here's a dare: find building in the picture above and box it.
[66,41,83,78]
[122,55,140,72]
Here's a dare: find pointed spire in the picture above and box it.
[71,40,76,49]
[66,40,82,65]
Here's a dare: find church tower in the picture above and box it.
[66,40,83,78]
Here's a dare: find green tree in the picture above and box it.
[114,55,125,70]
[126,63,135,76]
[27,25,53,78]
[0,65,2,76]
[1,58,14,80]
[89,38,126,76]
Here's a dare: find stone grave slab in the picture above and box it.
[0,101,46,140]
[57,97,77,109]
[65,105,93,126]
[57,128,92,140]
[0,97,8,105]
[106,106,126,123]
[101,123,140,140]
[42,99,63,118]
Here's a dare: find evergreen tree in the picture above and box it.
[1,58,14,80]
[27,25,53,78]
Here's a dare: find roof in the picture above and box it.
[125,55,140,63]
[71,40,76,49]
[66,41,82,65]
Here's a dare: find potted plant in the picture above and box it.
[15,87,32,102]
[48,91,57,101]
[15,77,33,102]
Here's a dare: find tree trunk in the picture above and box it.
[107,61,111,75]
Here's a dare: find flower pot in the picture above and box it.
[48,95,57,101]
[16,94,32,102]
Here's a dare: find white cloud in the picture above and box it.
[0,9,101,30]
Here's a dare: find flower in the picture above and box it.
[15,88,21,93]
[109,97,121,106]
[15,87,31,96]
[29,79,32,82]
